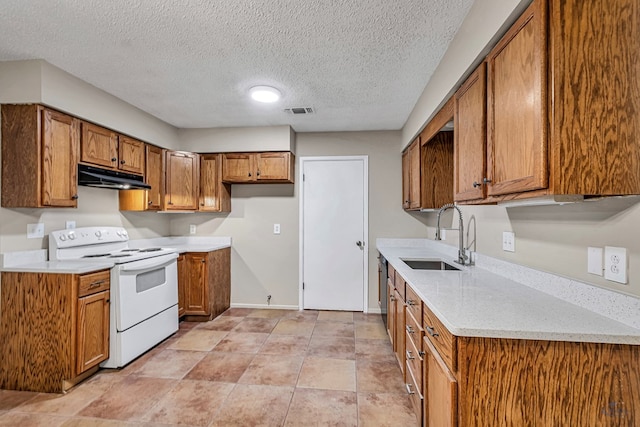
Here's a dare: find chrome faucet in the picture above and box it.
[436,203,469,266]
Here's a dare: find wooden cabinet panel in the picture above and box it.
[256,152,294,182]
[454,63,487,202]
[81,122,118,169]
[387,280,395,345]
[185,253,208,315]
[78,270,110,297]
[118,135,145,175]
[119,144,165,211]
[401,149,411,209]
[408,140,421,209]
[200,154,231,212]
[76,290,110,374]
[165,151,199,210]
[486,0,548,197]
[222,153,254,182]
[177,254,186,318]
[424,336,457,427]
[222,152,295,184]
[180,249,231,321]
[394,288,406,377]
[1,105,79,208]
[422,131,454,209]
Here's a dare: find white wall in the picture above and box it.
[172,131,428,310]
[178,125,295,153]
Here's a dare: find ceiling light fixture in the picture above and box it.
[249,85,281,103]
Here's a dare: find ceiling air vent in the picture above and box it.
[284,107,315,115]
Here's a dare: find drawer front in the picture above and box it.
[394,271,406,301]
[405,359,424,421]
[78,270,110,297]
[423,304,457,372]
[405,326,424,391]
[405,284,422,321]
[405,308,423,351]
[388,263,395,286]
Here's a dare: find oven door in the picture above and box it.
[112,252,178,332]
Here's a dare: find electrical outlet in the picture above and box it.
[502,231,515,252]
[189,224,196,235]
[27,223,45,239]
[65,220,76,230]
[587,247,603,276]
[273,224,281,235]
[604,246,627,284]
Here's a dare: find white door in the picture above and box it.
[300,156,368,311]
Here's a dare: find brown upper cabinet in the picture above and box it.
[222,151,294,183]
[119,144,165,211]
[456,0,640,204]
[200,154,231,212]
[1,104,79,208]
[402,138,421,210]
[165,150,200,210]
[80,122,145,176]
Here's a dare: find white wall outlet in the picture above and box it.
[27,223,45,239]
[502,231,515,252]
[604,246,627,284]
[273,224,281,235]
[189,224,196,235]
[587,247,603,276]
[65,220,76,230]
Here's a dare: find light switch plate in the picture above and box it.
[502,231,515,252]
[587,247,603,276]
[65,220,76,230]
[27,223,45,239]
[604,246,627,284]
[189,224,196,235]
[273,224,281,235]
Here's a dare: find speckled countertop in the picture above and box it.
[378,239,640,345]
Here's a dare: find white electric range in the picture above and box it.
[49,226,179,368]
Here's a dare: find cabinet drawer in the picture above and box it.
[405,285,422,321]
[394,271,406,301]
[423,304,457,372]
[387,263,395,286]
[405,359,424,421]
[78,270,110,297]
[406,325,424,391]
[405,308,423,351]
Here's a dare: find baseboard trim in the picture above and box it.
[230,303,300,310]
[366,307,382,314]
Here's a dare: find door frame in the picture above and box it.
[298,155,369,312]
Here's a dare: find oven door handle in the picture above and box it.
[118,253,178,274]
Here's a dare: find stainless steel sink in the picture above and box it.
[401,259,461,271]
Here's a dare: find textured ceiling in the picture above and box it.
[0,0,474,132]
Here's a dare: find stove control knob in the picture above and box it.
[68,232,76,240]
[95,230,102,238]
[59,234,67,241]
[122,230,128,237]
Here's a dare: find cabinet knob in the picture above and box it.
[148,200,152,205]
[201,259,206,263]
[168,201,174,205]
[71,194,79,200]
[200,203,204,206]
[472,181,481,188]
[111,157,117,162]
[248,172,252,177]
[483,177,492,184]
[120,160,126,164]
[257,170,260,176]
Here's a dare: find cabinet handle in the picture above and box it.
[106,299,110,303]
[71,194,79,200]
[418,350,426,358]
[148,200,152,205]
[472,181,481,188]
[483,177,492,184]
[257,170,260,176]
[201,259,206,263]
[89,280,105,288]
[426,325,439,337]
[406,350,415,360]
[168,201,174,205]
[120,160,126,164]
[248,172,252,177]
[406,299,416,306]
[200,203,204,206]
[406,324,415,334]
[390,295,396,302]
[111,157,117,162]
[405,383,415,395]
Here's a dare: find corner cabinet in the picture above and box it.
[222,151,295,184]
[119,144,166,211]
[178,248,231,321]
[0,269,110,393]
[165,150,200,210]
[1,104,79,208]
[199,154,231,212]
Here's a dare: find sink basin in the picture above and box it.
[401,259,461,271]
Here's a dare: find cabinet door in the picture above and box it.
[81,122,118,169]
[165,151,199,210]
[486,0,548,197]
[402,149,411,209]
[185,253,209,315]
[387,280,395,346]
[424,337,457,427]
[118,136,145,175]
[408,140,421,210]
[41,108,79,207]
[256,152,294,182]
[454,63,487,202]
[177,254,186,318]
[222,153,254,182]
[200,154,231,212]
[146,145,165,210]
[76,290,110,375]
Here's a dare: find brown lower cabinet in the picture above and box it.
[0,269,111,393]
[178,248,231,321]
[387,267,640,425]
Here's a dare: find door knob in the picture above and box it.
[356,241,364,248]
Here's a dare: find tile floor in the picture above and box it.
[0,308,418,426]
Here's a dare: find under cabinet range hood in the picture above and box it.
[78,164,151,190]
